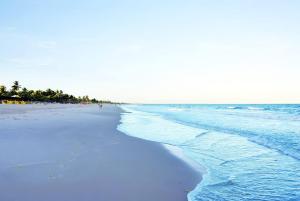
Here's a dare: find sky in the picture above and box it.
[1,0,300,103]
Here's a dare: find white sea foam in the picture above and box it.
[118,104,300,201]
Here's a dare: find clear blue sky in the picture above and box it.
[1,0,299,103]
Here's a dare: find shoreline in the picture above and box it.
[162,143,206,174]
[0,104,201,201]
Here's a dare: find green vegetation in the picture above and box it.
[0,81,111,104]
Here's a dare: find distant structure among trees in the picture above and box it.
[0,81,112,104]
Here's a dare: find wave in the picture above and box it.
[138,107,300,161]
[247,106,264,110]
[168,108,186,112]
[175,119,300,161]
[194,131,210,138]
[126,104,300,161]
[226,106,243,109]
[118,104,300,201]
[226,106,269,111]
[207,177,235,187]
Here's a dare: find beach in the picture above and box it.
[0,104,201,201]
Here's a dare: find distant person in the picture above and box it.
[98,103,103,111]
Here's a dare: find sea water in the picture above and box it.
[117,104,300,201]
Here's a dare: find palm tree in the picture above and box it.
[19,87,30,101]
[11,81,21,95]
[0,85,8,99]
[0,81,106,104]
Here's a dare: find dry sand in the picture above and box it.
[0,104,201,201]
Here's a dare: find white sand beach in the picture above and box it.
[0,104,200,201]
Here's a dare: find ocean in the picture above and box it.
[117,104,300,201]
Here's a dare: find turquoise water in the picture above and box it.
[118,104,300,201]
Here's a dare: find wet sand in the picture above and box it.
[0,104,201,201]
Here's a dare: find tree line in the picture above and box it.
[0,81,111,104]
